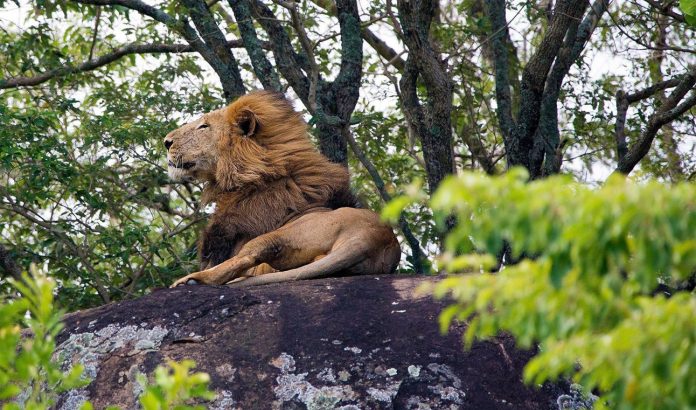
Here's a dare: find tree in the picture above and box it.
[1,0,695,307]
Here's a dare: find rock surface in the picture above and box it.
[54,274,565,409]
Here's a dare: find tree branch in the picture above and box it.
[0,40,250,90]
[276,0,321,112]
[72,0,247,100]
[615,66,696,175]
[72,0,177,25]
[0,199,111,303]
[361,28,405,71]
[534,0,610,176]
[510,0,590,175]
[308,0,405,71]
[644,0,686,23]
[615,74,683,162]
[182,0,246,100]
[228,0,282,91]
[484,0,516,143]
[88,6,102,61]
[247,0,311,104]
[341,128,427,273]
[331,0,363,122]
[397,0,455,193]
[625,76,684,103]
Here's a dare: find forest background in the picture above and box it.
[0,0,694,307]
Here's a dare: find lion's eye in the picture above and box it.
[196,123,210,130]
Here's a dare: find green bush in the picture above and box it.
[0,268,214,410]
[387,169,696,409]
[137,360,215,410]
[0,267,87,409]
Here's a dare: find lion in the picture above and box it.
[164,91,401,287]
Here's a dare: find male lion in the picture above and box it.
[165,91,400,287]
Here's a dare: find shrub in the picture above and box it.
[387,169,696,409]
[0,268,214,410]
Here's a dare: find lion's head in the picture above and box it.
[164,91,321,191]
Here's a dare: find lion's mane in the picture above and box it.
[199,91,356,268]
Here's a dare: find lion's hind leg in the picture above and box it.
[226,238,372,288]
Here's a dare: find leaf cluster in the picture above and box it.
[389,169,696,409]
[0,268,215,410]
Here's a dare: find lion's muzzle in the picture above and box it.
[168,160,196,170]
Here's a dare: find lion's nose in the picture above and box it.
[164,139,173,151]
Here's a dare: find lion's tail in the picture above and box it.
[227,240,370,288]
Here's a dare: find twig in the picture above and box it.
[341,127,428,274]
[88,6,102,61]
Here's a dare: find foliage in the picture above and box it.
[0,62,216,308]
[0,267,215,409]
[681,0,696,25]
[0,266,88,409]
[1,0,695,310]
[137,360,216,410]
[392,169,696,409]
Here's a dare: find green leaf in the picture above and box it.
[680,0,696,25]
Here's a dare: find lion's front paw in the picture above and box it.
[171,271,212,288]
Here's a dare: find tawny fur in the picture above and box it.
[164,91,400,287]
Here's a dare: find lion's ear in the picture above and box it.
[236,108,258,138]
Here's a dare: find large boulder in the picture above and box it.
[54,274,565,409]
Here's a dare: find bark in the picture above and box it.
[533,0,609,176]
[484,0,516,142]
[228,0,282,91]
[615,66,696,175]
[396,0,455,193]
[247,0,311,102]
[182,0,246,101]
[511,0,590,177]
[246,0,363,165]
[485,0,595,179]
[649,13,685,180]
[309,0,406,70]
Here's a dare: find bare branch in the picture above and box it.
[227,0,282,91]
[341,127,427,273]
[0,40,249,90]
[182,0,246,100]
[484,0,517,143]
[614,66,696,175]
